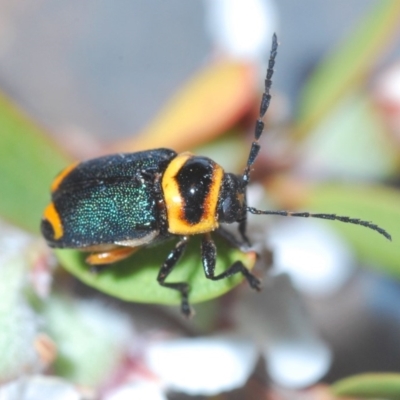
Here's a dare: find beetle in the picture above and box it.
[41,34,391,317]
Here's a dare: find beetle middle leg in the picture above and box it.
[86,246,139,266]
[157,236,192,317]
[201,233,261,290]
[217,226,249,251]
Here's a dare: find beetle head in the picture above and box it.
[217,173,247,224]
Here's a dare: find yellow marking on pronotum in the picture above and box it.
[162,152,224,235]
[51,162,78,193]
[43,202,64,239]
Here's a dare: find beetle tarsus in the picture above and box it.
[89,264,109,274]
[157,236,192,317]
[201,234,261,290]
[180,287,194,318]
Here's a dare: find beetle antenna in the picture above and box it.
[246,207,391,240]
[243,33,278,187]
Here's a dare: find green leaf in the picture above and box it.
[308,184,400,278]
[44,296,131,386]
[0,91,256,307]
[56,235,256,305]
[295,1,400,139]
[194,129,248,175]
[113,61,255,153]
[331,373,400,399]
[302,93,397,180]
[0,92,71,233]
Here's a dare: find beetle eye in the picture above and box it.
[222,197,231,214]
[221,196,237,223]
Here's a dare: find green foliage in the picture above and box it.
[332,373,400,399]
[295,1,400,139]
[0,93,71,233]
[44,296,131,386]
[0,0,398,323]
[56,236,255,305]
[309,184,400,277]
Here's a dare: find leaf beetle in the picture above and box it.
[41,34,391,317]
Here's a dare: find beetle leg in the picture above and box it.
[217,226,248,250]
[238,217,251,247]
[86,246,139,266]
[157,236,192,317]
[217,226,249,252]
[201,233,261,290]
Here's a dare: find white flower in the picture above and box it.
[0,376,83,400]
[204,0,279,61]
[269,218,355,296]
[145,336,258,396]
[106,382,167,400]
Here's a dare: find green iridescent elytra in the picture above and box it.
[41,149,176,248]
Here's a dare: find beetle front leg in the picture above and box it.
[201,233,261,290]
[217,226,249,251]
[157,236,193,317]
[238,217,251,247]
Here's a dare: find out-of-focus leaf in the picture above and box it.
[307,184,399,278]
[56,235,256,305]
[112,61,256,153]
[44,296,132,386]
[301,93,398,180]
[0,92,71,233]
[194,129,248,174]
[331,373,400,399]
[295,2,400,139]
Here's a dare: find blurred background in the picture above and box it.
[0,0,390,141]
[1,1,400,399]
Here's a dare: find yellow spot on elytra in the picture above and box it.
[43,202,63,239]
[51,162,78,193]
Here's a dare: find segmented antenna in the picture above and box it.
[243,33,278,186]
[246,207,392,240]
[243,34,390,242]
